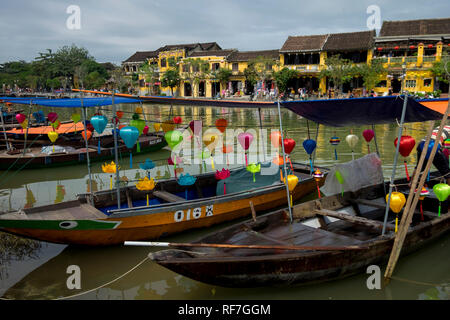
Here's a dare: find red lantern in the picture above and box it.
[394,46,399,50]
[116,110,124,119]
[427,44,433,49]
[283,139,296,155]
[215,118,228,133]
[377,47,383,51]
[394,135,416,181]
[409,45,415,50]
[173,116,182,124]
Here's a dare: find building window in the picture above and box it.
[193,64,199,72]
[212,63,220,71]
[161,58,167,68]
[232,63,239,72]
[376,80,387,87]
[405,80,416,88]
[424,78,432,87]
[182,64,189,72]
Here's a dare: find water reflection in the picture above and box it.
[0,103,448,300]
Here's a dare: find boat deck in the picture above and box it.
[0,201,106,220]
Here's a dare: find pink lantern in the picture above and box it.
[215,169,231,194]
[362,129,375,154]
[143,125,149,135]
[15,113,26,124]
[238,132,254,166]
[47,112,58,123]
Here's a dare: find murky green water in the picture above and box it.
[0,103,449,300]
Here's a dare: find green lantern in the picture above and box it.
[164,130,184,150]
[432,183,450,217]
[335,170,345,196]
[246,163,261,183]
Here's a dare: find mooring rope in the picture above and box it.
[0,256,149,300]
[390,276,449,288]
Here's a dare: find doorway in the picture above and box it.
[184,82,192,97]
[391,78,402,94]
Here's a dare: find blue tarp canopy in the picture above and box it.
[0,97,140,107]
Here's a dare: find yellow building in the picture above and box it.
[373,18,450,95]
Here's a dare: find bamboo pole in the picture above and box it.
[384,92,450,283]
[124,241,366,251]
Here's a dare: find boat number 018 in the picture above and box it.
[174,205,213,222]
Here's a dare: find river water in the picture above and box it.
[0,102,449,300]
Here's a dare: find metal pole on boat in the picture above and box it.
[22,101,33,155]
[0,103,11,151]
[382,65,408,235]
[80,92,94,204]
[257,107,266,162]
[277,98,293,222]
[371,124,380,157]
[112,92,121,209]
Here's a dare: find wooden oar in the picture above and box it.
[124,241,367,251]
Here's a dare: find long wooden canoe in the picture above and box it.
[0,131,166,170]
[149,174,450,287]
[0,162,327,245]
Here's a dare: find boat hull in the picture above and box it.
[0,166,322,245]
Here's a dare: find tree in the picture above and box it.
[213,68,232,93]
[319,55,356,95]
[139,62,159,95]
[354,59,386,93]
[161,68,180,96]
[273,67,299,95]
[431,56,450,84]
[181,58,210,97]
[244,56,278,91]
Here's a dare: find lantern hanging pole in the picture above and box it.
[80,92,93,204]
[372,124,380,157]
[312,122,320,168]
[112,92,121,209]
[277,98,293,222]
[382,93,408,235]
[258,107,266,162]
[22,102,33,155]
[0,104,11,151]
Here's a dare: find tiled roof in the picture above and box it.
[123,51,158,63]
[280,35,328,52]
[188,50,236,58]
[379,18,450,37]
[227,50,280,62]
[159,42,221,52]
[323,30,376,51]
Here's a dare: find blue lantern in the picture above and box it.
[90,115,108,134]
[303,139,317,174]
[120,126,140,168]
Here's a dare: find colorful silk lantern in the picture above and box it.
[143,125,149,135]
[50,119,61,130]
[270,131,282,148]
[215,168,231,194]
[178,173,197,200]
[130,116,146,153]
[20,119,28,131]
[153,122,161,132]
[48,131,58,153]
[283,138,296,172]
[394,135,416,181]
[246,163,261,183]
[419,186,429,221]
[116,110,124,119]
[139,158,155,178]
[173,116,182,124]
[91,115,108,154]
[345,134,359,160]
[165,130,183,150]
[32,110,45,123]
[102,161,119,190]
[238,132,254,166]
[335,170,345,196]
[203,132,220,169]
[215,118,228,133]
[135,106,143,114]
[303,139,316,174]
[136,177,157,206]
[71,113,81,123]
[362,129,374,154]
[284,174,299,206]
[386,191,406,233]
[433,183,450,217]
[15,113,26,124]
[47,112,58,123]
[120,126,140,168]
[189,120,202,136]
[162,120,175,133]
[329,136,340,160]
[81,130,92,141]
[418,140,440,159]
[313,169,324,198]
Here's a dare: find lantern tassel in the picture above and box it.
[427,170,430,182]
[290,194,293,207]
[404,161,410,181]
[316,181,321,198]
[210,157,215,170]
[110,175,113,190]
[367,144,370,154]
[245,153,248,167]
[280,168,283,182]
[309,158,313,175]
[395,216,398,233]
[174,162,177,179]
[147,194,149,207]
[334,148,338,160]
[288,157,294,173]
[351,150,355,161]
[129,152,133,169]
[137,141,141,153]
[438,203,441,217]
[420,201,424,221]
[185,189,188,200]
[98,138,101,154]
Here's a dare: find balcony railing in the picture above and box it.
[405,57,417,63]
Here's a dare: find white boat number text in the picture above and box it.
[174,205,214,222]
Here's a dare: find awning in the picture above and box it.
[4,122,85,135]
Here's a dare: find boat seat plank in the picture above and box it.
[153,190,185,203]
[354,199,386,210]
[314,209,395,231]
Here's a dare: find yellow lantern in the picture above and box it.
[135,106,143,114]
[162,121,175,133]
[153,122,161,132]
[102,161,119,190]
[284,174,299,206]
[48,131,58,143]
[386,191,406,232]
[136,177,157,206]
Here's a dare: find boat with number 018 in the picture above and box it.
[0,162,327,245]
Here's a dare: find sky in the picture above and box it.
[0,0,449,65]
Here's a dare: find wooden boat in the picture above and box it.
[148,173,450,287]
[0,162,327,245]
[0,131,167,170]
